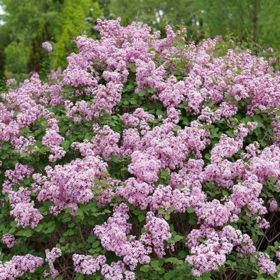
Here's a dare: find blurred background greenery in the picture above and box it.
[0,0,279,82]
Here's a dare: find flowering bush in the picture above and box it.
[0,18,280,279]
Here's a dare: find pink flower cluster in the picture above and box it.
[73,254,135,279]
[141,212,171,258]
[1,234,16,248]
[44,247,62,279]
[0,254,44,279]
[257,252,277,275]
[42,115,65,162]
[94,203,151,270]
[3,164,43,228]
[34,155,107,214]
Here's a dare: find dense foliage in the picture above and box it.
[0,19,280,279]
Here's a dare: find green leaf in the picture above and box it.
[138,213,146,222]
[140,265,150,272]
[187,207,194,213]
[74,274,85,280]
[17,228,33,237]
[199,272,212,280]
[174,235,184,242]
[76,209,85,221]
[151,260,160,268]
[165,257,184,265]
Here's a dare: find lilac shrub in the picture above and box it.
[0,18,280,279]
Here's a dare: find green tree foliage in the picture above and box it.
[109,0,194,31]
[0,0,102,79]
[258,0,280,49]
[4,42,30,75]
[51,0,102,68]
[193,0,280,49]
[0,23,10,85]
[109,0,280,50]
[0,0,60,79]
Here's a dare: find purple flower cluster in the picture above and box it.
[44,247,62,279]
[3,164,43,228]
[1,234,16,248]
[94,203,150,270]
[73,254,135,279]
[257,252,277,275]
[73,254,106,275]
[35,155,107,214]
[0,254,44,279]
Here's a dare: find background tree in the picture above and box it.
[0,0,60,79]
[0,0,102,79]
[189,0,280,68]
[51,0,102,69]
[109,0,194,32]
[193,0,280,50]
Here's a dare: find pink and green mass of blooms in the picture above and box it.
[0,18,280,279]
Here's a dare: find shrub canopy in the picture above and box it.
[0,19,280,279]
